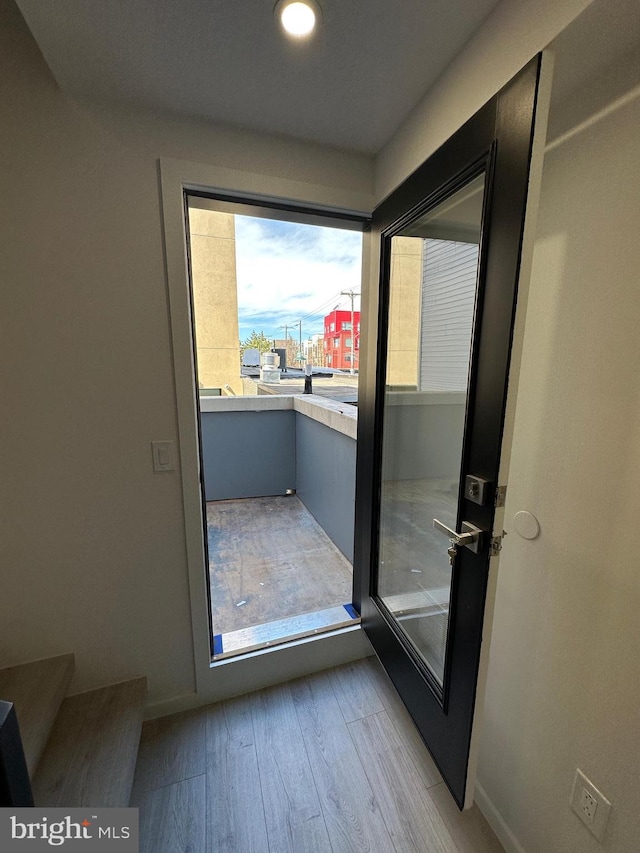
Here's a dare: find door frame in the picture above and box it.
[353,54,553,807]
[157,156,374,715]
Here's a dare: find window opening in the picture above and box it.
[185,194,365,659]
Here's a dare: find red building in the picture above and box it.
[323,309,360,370]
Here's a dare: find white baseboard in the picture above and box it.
[475,781,527,853]
[144,691,204,720]
[144,625,373,720]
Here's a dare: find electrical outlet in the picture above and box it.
[580,788,598,823]
[570,769,612,841]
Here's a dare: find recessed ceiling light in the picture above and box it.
[275,0,321,39]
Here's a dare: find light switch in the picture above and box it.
[152,440,175,472]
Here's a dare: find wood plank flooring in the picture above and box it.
[33,676,147,807]
[0,653,75,777]
[250,683,331,852]
[132,657,504,853]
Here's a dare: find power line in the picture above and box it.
[296,291,346,324]
[246,290,352,343]
[289,292,348,327]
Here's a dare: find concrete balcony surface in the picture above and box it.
[200,394,357,657]
[207,494,354,656]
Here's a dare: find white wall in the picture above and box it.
[477,23,640,853]
[374,0,593,202]
[0,0,373,703]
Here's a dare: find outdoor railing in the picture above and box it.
[199,394,357,561]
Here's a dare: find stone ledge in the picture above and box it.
[199,393,357,439]
[293,395,357,440]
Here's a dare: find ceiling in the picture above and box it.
[15,0,501,154]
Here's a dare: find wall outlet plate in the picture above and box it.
[570,768,611,841]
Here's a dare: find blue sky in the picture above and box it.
[234,215,362,344]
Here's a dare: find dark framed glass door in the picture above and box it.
[354,55,546,808]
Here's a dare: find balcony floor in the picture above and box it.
[207,495,353,638]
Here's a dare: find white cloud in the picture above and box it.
[234,215,362,337]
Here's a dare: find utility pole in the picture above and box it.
[340,290,360,374]
[284,323,289,369]
[292,320,302,366]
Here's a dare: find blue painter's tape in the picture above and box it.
[343,603,359,620]
[213,634,224,656]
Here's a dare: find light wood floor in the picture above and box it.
[131,657,504,853]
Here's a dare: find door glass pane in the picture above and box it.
[376,173,485,687]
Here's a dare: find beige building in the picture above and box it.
[303,334,324,366]
[386,236,423,387]
[273,337,298,370]
[187,204,242,395]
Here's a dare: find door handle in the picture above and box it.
[433,519,483,554]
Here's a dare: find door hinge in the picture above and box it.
[489,533,505,556]
[494,485,507,508]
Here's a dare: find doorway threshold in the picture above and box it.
[212,603,360,661]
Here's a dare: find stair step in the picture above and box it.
[32,676,147,808]
[0,654,75,778]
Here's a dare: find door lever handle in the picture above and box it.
[433,519,483,554]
